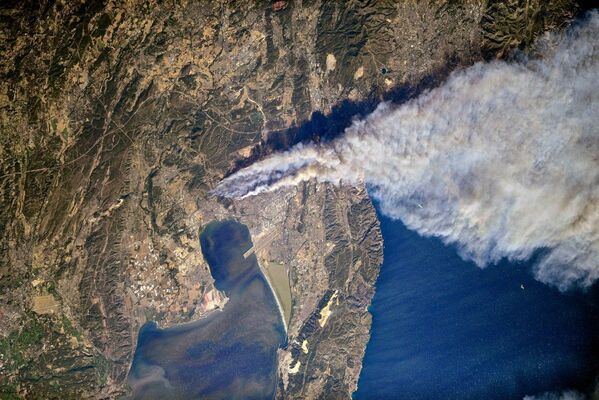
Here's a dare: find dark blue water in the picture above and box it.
[355,211,599,399]
[128,220,285,399]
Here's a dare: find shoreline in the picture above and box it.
[256,259,288,334]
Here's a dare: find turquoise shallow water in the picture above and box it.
[355,209,599,399]
[127,220,285,399]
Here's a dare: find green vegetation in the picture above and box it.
[18,320,44,348]
[61,315,81,339]
[0,316,45,372]
[0,385,21,400]
[0,312,111,397]
[47,282,59,299]
[94,354,112,386]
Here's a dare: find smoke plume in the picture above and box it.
[214,13,599,290]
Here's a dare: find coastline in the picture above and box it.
[256,259,288,334]
[355,213,599,399]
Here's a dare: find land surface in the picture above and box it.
[0,0,584,398]
[264,260,292,329]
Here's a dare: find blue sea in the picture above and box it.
[355,209,599,399]
[127,214,599,399]
[127,220,285,399]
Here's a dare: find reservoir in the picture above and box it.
[127,220,286,399]
[355,208,599,399]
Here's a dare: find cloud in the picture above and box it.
[214,12,599,290]
[523,389,584,400]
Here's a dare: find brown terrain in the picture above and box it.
[0,0,583,398]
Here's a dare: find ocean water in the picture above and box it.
[127,220,285,399]
[355,210,599,399]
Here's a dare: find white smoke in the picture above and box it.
[523,389,584,400]
[214,13,599,290]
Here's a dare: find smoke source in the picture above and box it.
[214,13,599,290]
